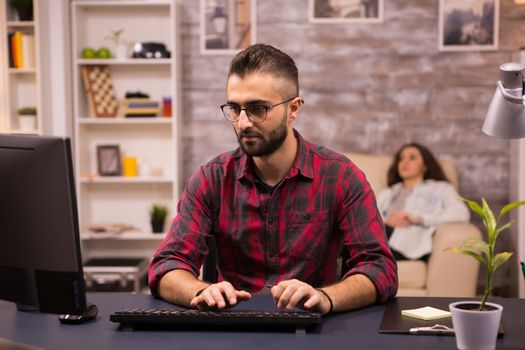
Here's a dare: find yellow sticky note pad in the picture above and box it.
[401,306,451,321]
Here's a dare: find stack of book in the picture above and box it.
[7,31,35,69]
[122,99,160,117]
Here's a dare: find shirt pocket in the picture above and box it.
[286,209,330,260]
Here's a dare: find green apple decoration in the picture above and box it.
[81,48,96,59]
[96,48,112,59]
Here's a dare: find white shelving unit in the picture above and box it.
[0,0,47,135]
[71,0,181,259]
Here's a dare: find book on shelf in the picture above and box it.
[21,33,35,68]
[122,98,160,117]
[7,33,14,68]
[8,31,35,69]
[11,31,23,68]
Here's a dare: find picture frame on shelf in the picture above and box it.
[96,145,122,176]
[199,0,256,55]
[438,0,499,51]
[309,0,384,23]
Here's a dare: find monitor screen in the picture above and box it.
[0,135,87,315]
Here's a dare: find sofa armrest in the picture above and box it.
[426,223,482,297]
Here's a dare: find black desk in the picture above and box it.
[0,293,523,350]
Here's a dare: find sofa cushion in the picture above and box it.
[397,260,427,289]
[344,153,459,194]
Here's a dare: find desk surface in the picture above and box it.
[0,293,523,350]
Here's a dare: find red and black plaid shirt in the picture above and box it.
[149,131,398,302]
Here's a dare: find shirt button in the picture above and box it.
[268,218,274,225]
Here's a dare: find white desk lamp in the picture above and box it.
[483,63,525,139]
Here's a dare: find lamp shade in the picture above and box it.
[482,63,525,139]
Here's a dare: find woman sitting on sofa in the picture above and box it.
[376,143,470,261]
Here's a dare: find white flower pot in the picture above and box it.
[449,301,502,350]
[19,115,36,132]
[115,44,127,60]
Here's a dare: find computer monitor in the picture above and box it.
[0,135,87,315]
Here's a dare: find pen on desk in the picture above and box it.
[409,324,455,336]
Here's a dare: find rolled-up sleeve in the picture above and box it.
[148,167,213,298]
[339,165,398,303]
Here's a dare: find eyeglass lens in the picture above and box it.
[223,105,267,122]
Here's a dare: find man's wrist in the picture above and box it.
[195,286,208,298]
[316,288,333,314]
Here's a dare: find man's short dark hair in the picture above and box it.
[228,44,299,97]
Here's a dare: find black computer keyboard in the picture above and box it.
[110,308,322,333]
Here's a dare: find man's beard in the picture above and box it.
[236,112,288,157]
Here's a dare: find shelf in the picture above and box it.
[71,0,180,260]
[80,176,173,184]
[9,128,40,135]
[6,20,34,27]
[78,118,172,125]
[81,232,167,240]
[9,68,36,74]
[76,58,171,65]
[1,0,44,136]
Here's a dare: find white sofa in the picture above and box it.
[345,153,482,297]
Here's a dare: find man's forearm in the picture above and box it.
[158,269,210,307]
[322,273,377,312]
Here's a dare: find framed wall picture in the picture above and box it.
[309,0,384,23]
[439,0,499,51]
[200,0,257,55]
[96,145,121,176]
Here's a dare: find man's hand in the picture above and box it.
[270,279,331,315]
[190,281,251,310]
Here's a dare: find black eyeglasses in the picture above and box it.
[220,96,301,124]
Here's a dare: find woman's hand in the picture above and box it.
[386,211,421,227]
[386,210,411,227]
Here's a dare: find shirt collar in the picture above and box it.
[236,129,314,182]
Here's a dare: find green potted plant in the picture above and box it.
[105,28,127,59]
[9,0,33,21]
[150,204,168,234]
[17,106,37,132]
[449,197,525,350]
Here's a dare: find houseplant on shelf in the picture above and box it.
[105,28,127,59]
[150,204,168,234]
[450,197,525,350]
[17,106,37,132]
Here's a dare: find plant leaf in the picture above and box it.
[494,221,513,241]
[492,252,513,270]
[452,248,487,265]
[499,201,525,219]
[482,198,497,244]
[462,198,485,222]
[471,241,491,259]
